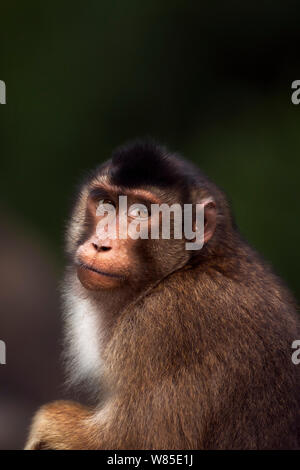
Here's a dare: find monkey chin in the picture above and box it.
[76,265,123,290]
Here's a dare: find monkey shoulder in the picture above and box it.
[140,257,298,351]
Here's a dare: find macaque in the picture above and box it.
[25,139,299,449]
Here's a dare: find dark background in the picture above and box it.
[1,1,300,449]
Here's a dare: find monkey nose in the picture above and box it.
[92,242,112,253]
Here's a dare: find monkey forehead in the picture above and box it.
[88,178,162,204]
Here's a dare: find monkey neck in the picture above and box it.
[91,284,138,332]
[68,274,146,346]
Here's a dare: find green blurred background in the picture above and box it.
[0,0,300,449]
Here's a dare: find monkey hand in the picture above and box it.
[25,400,92,450]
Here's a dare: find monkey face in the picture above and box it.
[73,189,191,291]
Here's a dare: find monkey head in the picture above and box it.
[66,140,230,291]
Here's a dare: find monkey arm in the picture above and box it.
[24,400,96,450]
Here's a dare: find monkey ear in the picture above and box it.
[200,198,217,245]
[204,199,217,243]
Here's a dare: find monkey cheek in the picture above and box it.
[76,266,121,290]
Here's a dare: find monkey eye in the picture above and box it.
[99,199,115,206]
[128,204,149,220]
[96,199,116,215]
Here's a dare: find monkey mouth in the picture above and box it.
[75,260,124,279]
